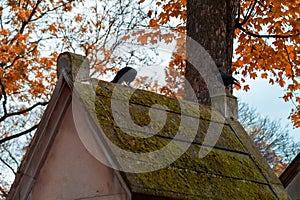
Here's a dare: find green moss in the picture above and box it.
[125,168,277,199]
[228,120,282,185]
[173,146,265,182]
[94,97,245,152]
[75,80,288,199]
[99,129,264,181]
[94,81,225,123]
[215,125,246,152]
[96,123,264,183]
[98,125,171,153]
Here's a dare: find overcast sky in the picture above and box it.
[235,76,300,142]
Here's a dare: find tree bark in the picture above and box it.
[185,0,239,104]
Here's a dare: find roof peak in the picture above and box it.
[57,52,90,87]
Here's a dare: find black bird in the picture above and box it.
[111,67,137,85]
[218,70,240,87]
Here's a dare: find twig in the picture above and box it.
[0,124,38,145]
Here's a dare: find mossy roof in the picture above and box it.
[8,52,289,199]
[77,80,289,200]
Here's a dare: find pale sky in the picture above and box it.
[235,76,300,142]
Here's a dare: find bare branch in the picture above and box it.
[2,146,19,167]
[30,2,70,22]
[238,101,300,173]
[0,124,38,145]
[0,101,48,122]
[0,157,16,175]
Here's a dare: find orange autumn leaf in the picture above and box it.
[48,24,57,32]
[249,73,257,79]
[283,92,293,102]
[261,73,268,79]
[278,79,285,87]
[122,35,130,41]
[149,19,160,28]
[75,14,83,22]
[147,10,153,18]
[137,35,148,44]
[233,84,241,90]
[243,85,250,92]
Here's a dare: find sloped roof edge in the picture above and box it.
[7,77,72,200]
[280,153,300,187]
[8,52,131,200]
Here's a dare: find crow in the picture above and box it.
[111,67,137,85]
[218,70,240,87]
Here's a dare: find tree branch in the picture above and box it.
[236,23,298,38]
[0,101,48,122]
[0,157,16,175]
[2,145,19,167]
[0,78,8,116]
[30,2,69,22]
[0,124,38,145]
[0,185,8,198]
[8,0,42,45]
[19,0,42,34]
[4,40,40,70]
[283,39,295,80]
[239,0,258,26]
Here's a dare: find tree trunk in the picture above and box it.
[185,0,239,104]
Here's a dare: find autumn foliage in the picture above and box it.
[139,0,300,127]
[133,0,186,98]
[0,0,147,197]
[234,0,300,127]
